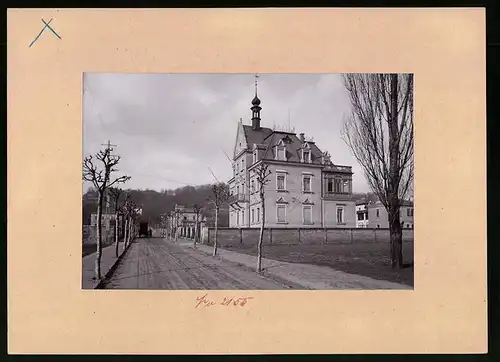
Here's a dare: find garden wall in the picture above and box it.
[201,227,413,246]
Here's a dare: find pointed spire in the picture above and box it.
[251,74,262,130]
[252,73,261,106]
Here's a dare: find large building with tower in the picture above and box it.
[227,78,356,228]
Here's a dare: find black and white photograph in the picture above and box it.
[82,73,414,290]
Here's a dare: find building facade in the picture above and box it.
[168,204,206,239]
[356,200,414,229]
[227,86,356,228]
[355,202,369,228]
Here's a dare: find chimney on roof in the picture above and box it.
[299,133,305,142]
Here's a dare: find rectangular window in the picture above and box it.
[277,174,285,190]
[327,179,333,193]
[343,180,350,193]
[278,148,286,161]
[251,209,254,223]
[303,206,312,224]
[303,176,311,192]
[336,207,344,224]
[334,178,342,193]
[303,150,310,163]
[407,208,413,217]
[236,211,239,225]
[241,211,244,225]
[251,180,255,192]
[277,205,287,223]
[257,207,260,222]
[358,212,364,221]
[376,209,380,218]
[253,151,257,164]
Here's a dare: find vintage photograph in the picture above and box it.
[82,73,414,290]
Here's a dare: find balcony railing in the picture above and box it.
[228,193,249,204]
[329,165,352,173]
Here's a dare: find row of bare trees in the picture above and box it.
[159,162,271,273]
[82,142,134,280]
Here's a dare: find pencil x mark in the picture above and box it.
[29,18,62,48]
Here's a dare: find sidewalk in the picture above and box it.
[82,242,126,289]
[186,242,411,290]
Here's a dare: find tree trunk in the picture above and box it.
[257,197,265,273]
[95,191,103,280]
[129,218,133,243]
[213,207,219,256]
[175,217,179,243]
[388,74,404,268]
[123,217,129,251]
[388,206,403,268]
[194,217,198,248]
[114,213,120,257]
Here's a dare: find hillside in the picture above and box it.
[82,184,230,227]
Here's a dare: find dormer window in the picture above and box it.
[278,148,286,161]
[303,150,311,163]
[275,139,287,161]
[301,142,311,163]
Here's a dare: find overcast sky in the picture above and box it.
[83,73,370,193]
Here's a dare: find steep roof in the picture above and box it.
[242,125,273,146]
[261,131,325,164]
[241,126,328,164]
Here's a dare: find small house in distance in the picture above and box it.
[227,84,356,228]
[356,199,414,229]
[168,204,207,239]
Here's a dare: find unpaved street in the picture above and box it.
[102,238,291,289]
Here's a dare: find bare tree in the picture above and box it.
[175,209,181,243]
[121,196,138,251]
[253,163,272,273]
[341,73,414,268]
[121,194,131,251]
[129,201,139,245]
[160,212,168,238]
[192,203,204,248]
[109,187,123,257]
[165,211,173,240]
[82,145,130,280]
[208,183,230,256]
